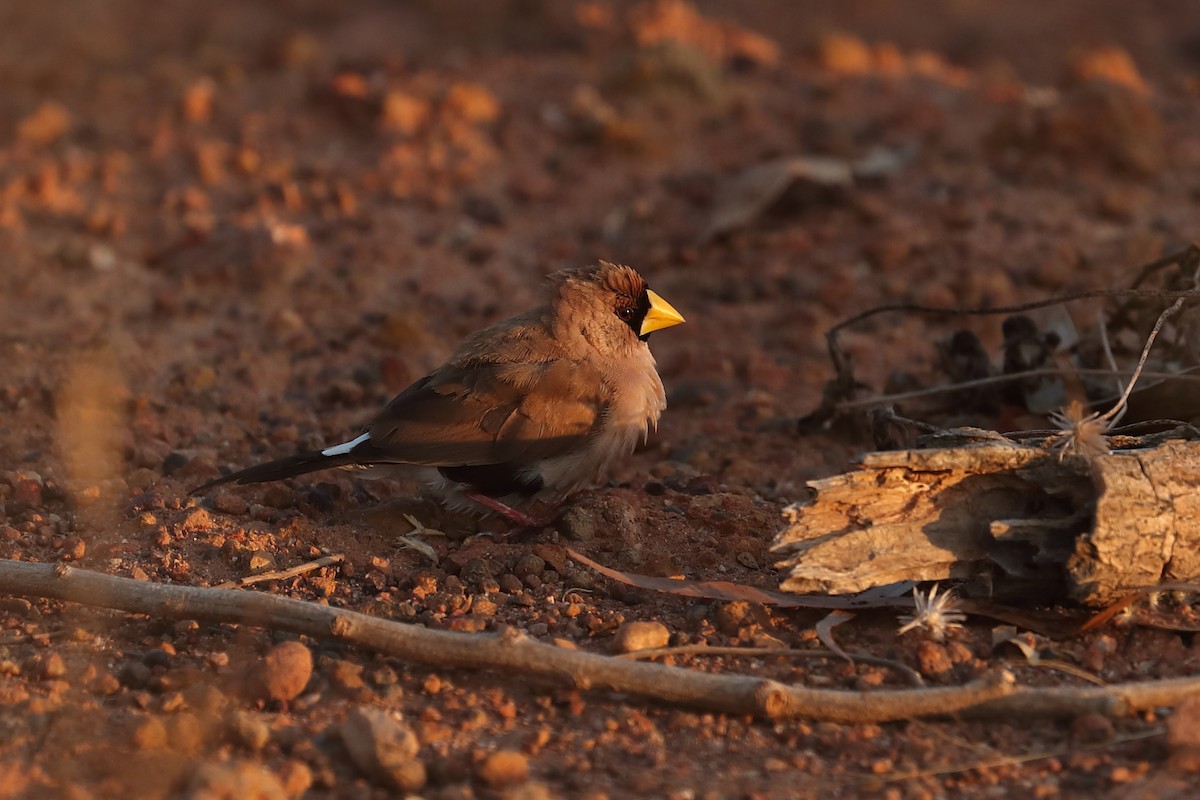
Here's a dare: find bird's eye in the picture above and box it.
[616,306,636,321]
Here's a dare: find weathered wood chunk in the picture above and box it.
[772,437,1200,606]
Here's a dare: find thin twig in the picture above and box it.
[1004,418,1200,442]
[825,244,1200,398]
[619,644,925,687]
[1108,419,1200,439]
[1012,658,1106,687]
[835,368,1200,413]
[816,609,857,660]
[868,727,1164,785]
[1096,297,1187,424]
[967,674,1200,717]
[214,553,345,589]
[828,246,1199,346]
[1095,308,1125,398]
[827,285,1199,376]
[1129,243,1200,289]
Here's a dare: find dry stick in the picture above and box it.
[1108,418,1200,439]
[4,560,1200,721]
[0,559,1008,723]
[214,553,345,590]
[1013,658,1105,687]
[1129,243,1200,289]
[619,644,925,688]
[826,285,1199,377]
[965,674,1200,718]
[835,367,1200,413]
[1095,308,1125,399]
[1095,296,1187,426]
[824,244,1200,384]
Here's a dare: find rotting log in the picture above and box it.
[772,437,1200,606]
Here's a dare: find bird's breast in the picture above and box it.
[536,346,666,495]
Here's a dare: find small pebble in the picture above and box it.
[169,712,204,753]
[915,641,954,681]
[557,506,598,540]
[213,491,249,516]
[369,665,398,687]
[247,550,277,572]
[37,652,67,680]
[184,683,229,716]
[119,661,152,689]
[1071,712,1114,744]
[472,595,499,617]
[513,554,546,579]
[180,508,213,533]
[498,573,524,593]
[259,641,313,702]
[1168,695,1200,771]
[161,452,190,476]
[132,715,169,750]
[714,601,751,635]
[340,707,426,792]
[230,710,271,751]
[279,760,313,798]
[477,750,529,789]
[611,621,670,654]
[91,670,122,696]
[326,659,367,694]
[185,760,288,800]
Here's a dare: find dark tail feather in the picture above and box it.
[190,450,353,495]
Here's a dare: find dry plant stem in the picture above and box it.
[1129,242,1200,288]
[214,553,345,589]
[824,243,1200,387]
[0,558,1013,723]
[1015,659,1106,687]
[1095,308,1125,398]
[836,367,1200,413]
[1097,297,1186,425]
[848,369,1197,416]
[827,285,1198,377]
[620,645,925,687]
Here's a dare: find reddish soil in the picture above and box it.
[2,2,1200,797]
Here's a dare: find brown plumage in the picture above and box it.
[192,262,685,523]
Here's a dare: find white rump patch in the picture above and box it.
[321,432,370,457]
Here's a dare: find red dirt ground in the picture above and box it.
[3,2,1200,797]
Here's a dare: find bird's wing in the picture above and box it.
[367,353,607,467]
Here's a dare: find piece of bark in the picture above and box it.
[1071,439,1200,602]
[772,438,1200,606]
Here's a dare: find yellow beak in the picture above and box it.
[640,290,686,336]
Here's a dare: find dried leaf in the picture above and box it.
[815,609,856,661]
[567,550,1080,636]
[397,535,438,564]
[704,155,853,241]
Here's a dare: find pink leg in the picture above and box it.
[464,491,543,528]
[465,491,564,527]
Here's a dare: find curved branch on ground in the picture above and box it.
[2,559,1197,722]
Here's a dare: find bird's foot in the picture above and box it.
[464,491,560,529]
